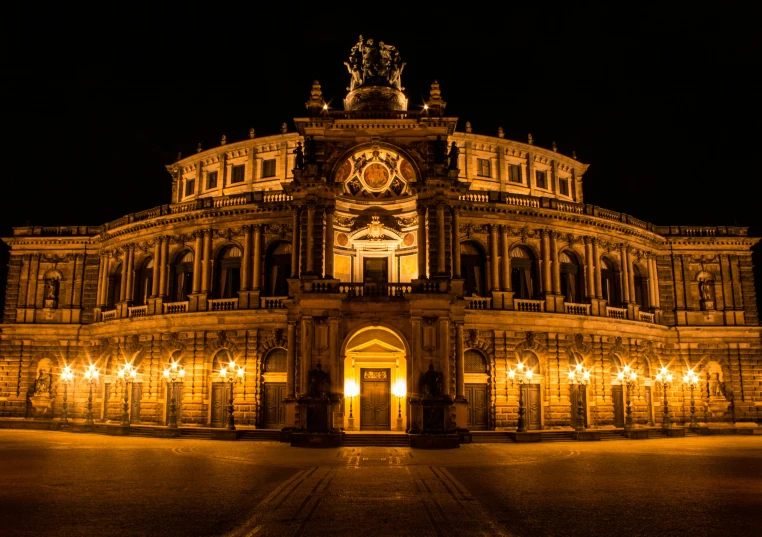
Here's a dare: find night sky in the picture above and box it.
[2,4,761,310]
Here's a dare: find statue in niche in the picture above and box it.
[708,371,725,399]
[447,142,460,170]
[293,142,304,170]
[699,278,713,301]
[33,369,53,396]
[308,363,330,399]
[44,279,59,308]
[421,364,443,398]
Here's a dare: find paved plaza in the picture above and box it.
[1,430,760,536]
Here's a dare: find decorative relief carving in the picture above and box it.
[364,370,387,380]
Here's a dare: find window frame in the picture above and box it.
[559,177,569,196]
[476,158,491,178]
[184,178,195,196]
[509,163,523,184]
[535,170,547,190]
[207,171,218,190]
[231,164,245,184]
[262,159,276,178]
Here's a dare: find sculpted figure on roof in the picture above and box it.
[344,36,406,92]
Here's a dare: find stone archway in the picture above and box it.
[342,326,408,431]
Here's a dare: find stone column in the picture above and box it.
[411,318,422,398]
[306,205,315,274]
[201,230,212,294]
[286,321,296,398]
[151,239,161,298]
[437,203,446,275]
[417,206,427,279]
[125,245,135,302]
[593,239,602,299]
[648,255,660,308]
[325,207,335,278]
[584,237,595,299]
[490,224,500,290]
[455,322,465,399]
[96,254,106,307]
[241,226,252,291]
[626,247,636,304]
[119,252,128,302]
[252,225,262,290]
[192,232,203,294]
[541,230,552,294]
[620,244,630,303]
[551,232,561,294]
[291,208,300,278]
[329,318,340,396]
[439,319,450,397]
[160,237,169,298]
[300,317,313,395]
[501,226,511,290]
[451,207,461,278]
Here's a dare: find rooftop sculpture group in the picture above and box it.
[345,35,405,92]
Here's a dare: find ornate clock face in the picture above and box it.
[336,146,413,199]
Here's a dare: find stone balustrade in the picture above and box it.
[209,298,238,311]
[515,299,545,312]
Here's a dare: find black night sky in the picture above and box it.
[2,4,761,310]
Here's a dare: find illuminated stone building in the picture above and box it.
[1,37,760,439]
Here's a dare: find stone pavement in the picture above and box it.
[1,430,761,537]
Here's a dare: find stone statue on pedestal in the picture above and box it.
[421,364,443,398]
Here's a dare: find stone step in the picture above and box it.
[238,430,283,441]
[342,434,409,447]
[471,432,512,443]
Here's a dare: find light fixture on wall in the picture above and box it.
[682,369,699,428]
[616,365,637,431]
[117,363,138,427]
[392,378,406,427]
[568,363,591,432]
[83,364,99,430]
[219,360,245,430]
[344,378,359,430]
[59,365,74,428]
[655,366,673,429]
[507,362,534,433]
[163,361,185,429]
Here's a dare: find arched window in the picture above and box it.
[510,246,538,299]
[464,350,487,373]
[264,241,291,297]
[214,246,242,299]
[264,348,287,372]
[601,257,621,306]
[132,257,154,306]
[633,265,649,310]
[461,241,487,296]
[559,251,582,303]
[106,262,123,309]
[171,250,194,302]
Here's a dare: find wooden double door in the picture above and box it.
[360,368,390,430]
[211,382,232,428]
[465,384,488,430]
[521,384,542,430]
[263,382,286,429]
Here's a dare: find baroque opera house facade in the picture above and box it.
[2,38,761,441]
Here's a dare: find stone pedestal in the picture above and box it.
[574,430,601,441]
[211,430,241,440]
[663,427,685,438]
[627,429,650,439]
[408,397,458,448]
[29,395,53,419]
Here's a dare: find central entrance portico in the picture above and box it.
[343,325,408,431]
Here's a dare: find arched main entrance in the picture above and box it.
[343,326,408,432]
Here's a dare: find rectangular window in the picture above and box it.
[509,164,522,183]
[207,171,218,189]
[231,164,245,184]
[559,178,569,196]
[184,178,195,196]
[262,159,276,178]
[477,158,491,177]
[535,170,547,189]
